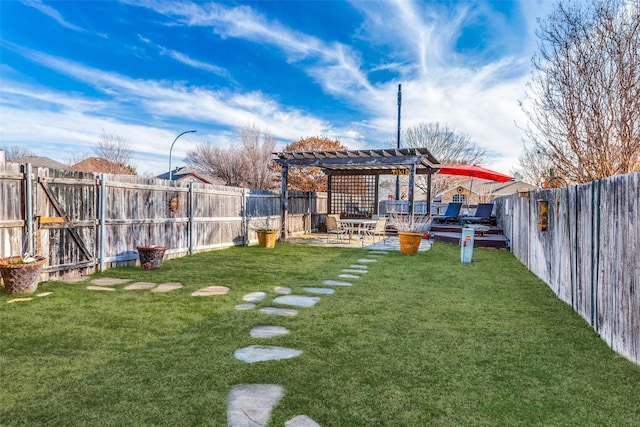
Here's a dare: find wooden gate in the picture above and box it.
[35,168,97,279]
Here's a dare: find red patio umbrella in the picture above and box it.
[436,164,513,182]
[436,165,513,206]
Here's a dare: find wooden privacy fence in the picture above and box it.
[0,159,327,280]
[494,172,639,365]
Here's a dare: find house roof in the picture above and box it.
[70,157,135,175]
[13,156,68,170]
[157,167,223,184]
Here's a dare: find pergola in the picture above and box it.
[272,147,441,241]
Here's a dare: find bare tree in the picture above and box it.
[387,122,487,197]
[94,130,136,174]
[185,124,278,189]
[521,0,640,184]
[1,145,36,160]
[516,143,554,187]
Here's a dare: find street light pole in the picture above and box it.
[169,130,197,181]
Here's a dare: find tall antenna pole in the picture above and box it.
[395,83,402,200]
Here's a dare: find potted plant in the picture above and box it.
[250,214,279,248]
[388,214,433,255]
[0,254,47,294]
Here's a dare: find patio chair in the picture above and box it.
[326,214,347,243]
[363,217,387,243]
[432,202,462,223]
[459,203,494,224]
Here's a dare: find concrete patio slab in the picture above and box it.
[234,345,303,363]
[227,384,284,427]
[124,282,157,290]
[243,291,267,302]
[303,287,335,295]
[91,278,129,286]
[250,326,290,338]
[286,415,321,427]
[260,307,298,316]
[272,295,320,307]
[322,280,352,286]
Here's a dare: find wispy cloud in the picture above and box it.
[22,0,86,32]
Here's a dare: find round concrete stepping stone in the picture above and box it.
[322,280,352,287]
[234,345,303,363]
[274,286,291,294]
[260,307,298,316]
[273,295,320,308]
[36,292,53,297]
[191,285,229,296]
[357,258,377,263]
[342,269,368,274]
[62,277,88,283]
[236,303,256,310]
[91,278,129,286]
[124,282,157,290]
[151,282,183,293]
[303,287,335,295]
[286,415,321,427]
[87,286,116,291]
[350,264,368,269]
[338,273,360,279]
[250,326,290,338]
[227,384,284,427]
[243,291,267,302]
[7,298,34,303]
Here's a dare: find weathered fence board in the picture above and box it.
[496,172,640,365]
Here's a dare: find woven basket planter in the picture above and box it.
[0,256,47,294]
[137,246,167,270]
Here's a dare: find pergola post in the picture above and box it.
[407,163,415,217]
[280,165,288,242]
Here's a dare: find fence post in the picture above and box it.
[99,174,107,272]
[189,181,194,255]
[242,189,248,246]
[25,163,34,255]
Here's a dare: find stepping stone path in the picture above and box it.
[322,280,352,287]
[151,282,183,293]
[273,295,320,308]
[235,345,303,363]
[286,415,321,427]
[37,292,53,297]
[243,291,267,302]
[250,326,289,338]
[228,251,388,425]
[86,286,116,291]
[7,298,34,303]
[191,285,229,296]
[91,278,129,286]
[260,307,298,316]
[303,287,335,295]
[227,384,284,427]
[125,282,156,290]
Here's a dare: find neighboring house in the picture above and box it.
[156,167,223,185]
[12,156,68,171]
[70,157,135,175]
[437,177,537,206]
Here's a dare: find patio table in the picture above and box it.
[337,219,376,242]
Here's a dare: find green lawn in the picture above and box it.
[1,243,639,426]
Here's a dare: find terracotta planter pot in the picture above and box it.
[137,246,167,269]
[0,256,47,294]
[257,230,278,248]
[397,231,423,256]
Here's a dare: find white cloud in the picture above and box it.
[22,0,86,32]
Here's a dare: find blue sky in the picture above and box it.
[0,0,554,176]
